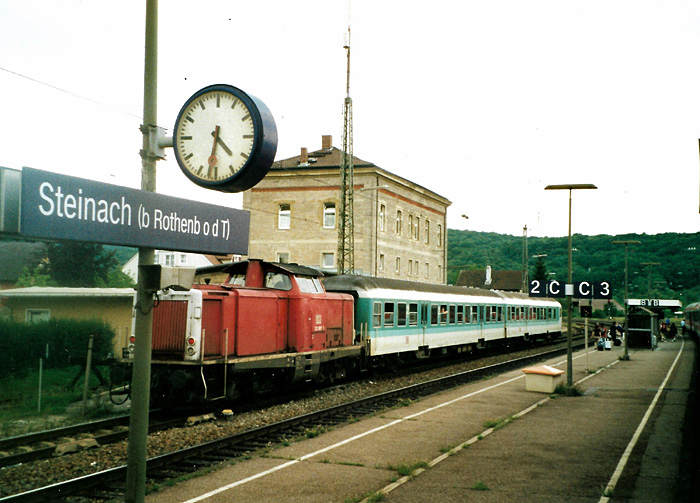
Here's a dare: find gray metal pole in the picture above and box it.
[125,1,158,501]
[81,334,94,416]
[566,189,573,387]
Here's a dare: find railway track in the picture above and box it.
[0,340,585,503]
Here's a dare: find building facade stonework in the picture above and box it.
[242,136,451,284]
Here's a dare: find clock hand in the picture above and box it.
[208,125,220,175]
[211,131,233,155]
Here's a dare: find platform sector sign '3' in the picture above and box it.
[173,84,278,193]
[529,279,612,299]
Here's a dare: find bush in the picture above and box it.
[0,318,114,380]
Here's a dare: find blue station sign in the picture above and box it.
[18,167,250,255]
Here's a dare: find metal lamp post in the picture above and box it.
[545,184,597,387]
[613,240,641,360]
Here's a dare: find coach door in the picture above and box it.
[420,302,429,347]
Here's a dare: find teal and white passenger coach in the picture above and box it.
[323,275,562,363]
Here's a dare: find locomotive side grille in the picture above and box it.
[152,299,188,355]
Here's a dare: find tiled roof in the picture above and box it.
[0,240,47,282]
[272,146,376,170]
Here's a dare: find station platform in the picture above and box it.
[145,335,698,503]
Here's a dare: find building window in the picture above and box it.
[415,217,420,240]
[322,252,334,269]
[425,263,429,278]
[437,224,442,248]
[379,253,385,271]
[414,261,419,277]
[179,254,187,265]
[408,215,413,239]
[408,259,413,276]
[395,257,401,274]
[425,220,430,244]
[379,204,386,232]
[278,204,291,230]
[396,210,402,235]
[164,253,175,266]
[26,309,50,324]
[323,203,336,229]
[277,252,289,263]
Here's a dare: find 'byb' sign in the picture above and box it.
[529,279,611,299]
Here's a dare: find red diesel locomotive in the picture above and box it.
[115,259,360,405]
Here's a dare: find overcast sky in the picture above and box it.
[2,0,700,238]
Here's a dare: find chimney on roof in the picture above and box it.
[322,135,332,150]
[300,147,308,164]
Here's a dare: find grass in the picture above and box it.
[0,365,114,437]
[553,383,583,396]
[471,480,490,491]
[389,460,429,477]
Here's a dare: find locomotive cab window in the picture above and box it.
[296,276,324,293]
[227,273,246,286]
[265,272,292,291]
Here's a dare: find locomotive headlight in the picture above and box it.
[187,337,196,345]
[186,347,195,356]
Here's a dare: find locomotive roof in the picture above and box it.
[203,259,325,278]
[323,275,506,299]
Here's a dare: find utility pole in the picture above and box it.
[522,225,528,292]
[125,1,158,501]
[337,25,354,275]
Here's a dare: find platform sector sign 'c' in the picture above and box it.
[19,167,249,255]
[529,279,612,299]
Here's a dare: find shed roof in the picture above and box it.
[0,287,135,298]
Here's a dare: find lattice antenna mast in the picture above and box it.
[337,24,355,274]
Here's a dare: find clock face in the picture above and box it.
[173,84,277,192]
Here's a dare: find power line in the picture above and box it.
[0,66,143,121]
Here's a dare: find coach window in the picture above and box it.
[373,302,382,328]
[457,305,464,324]
[449,305,456,324]
[485,306,492,323]
[409,303,418,326]
[497,306,503,322]
[431,304,439,325]
[472,305,479,323]
[278,204,291,230]
[384,302,395,326]
[439,304,448,324]
[397,303,407,326]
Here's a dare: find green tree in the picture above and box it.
[532,256,547,282]
[46,242,121,287]
[15,265,57,287]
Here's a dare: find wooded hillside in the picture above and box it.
[447,230,700,306]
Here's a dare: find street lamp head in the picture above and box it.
[544,184,598,191]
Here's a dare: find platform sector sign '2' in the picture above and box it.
[528,279,612,299]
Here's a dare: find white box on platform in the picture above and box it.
[522,365,565,393]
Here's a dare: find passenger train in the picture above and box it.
[113,259,562,406]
